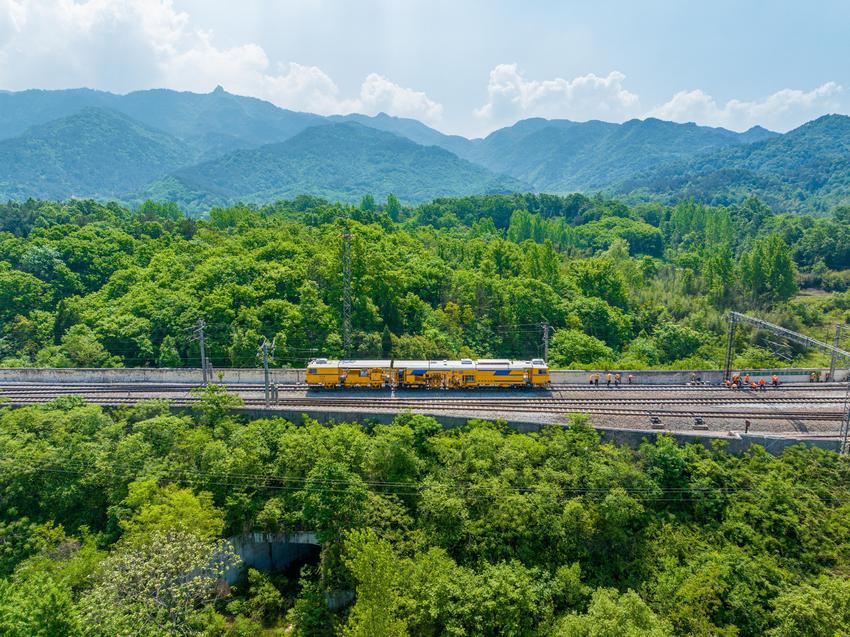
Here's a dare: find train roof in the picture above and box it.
[308,358,548,370]
[393,360,476,370]
[307,359,391,369]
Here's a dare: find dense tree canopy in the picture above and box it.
[1,193,847,371]
[1,399,848,635]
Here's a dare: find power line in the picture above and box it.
[5,456,850,504]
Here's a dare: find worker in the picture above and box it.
[810,371,817,383]
[758,378,766,391]
[615,373,621,386]
[744,419,751,434]
[690,372,697,384]
[744,373,750,385]
[594,372,600,387]
[589,373,594,386]
[750,381,758,391]
[606,372,612,387]
[724,379,732,389]
[628,373,634,385]
[772,374,779,388]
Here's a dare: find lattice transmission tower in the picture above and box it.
[341,229,352,358]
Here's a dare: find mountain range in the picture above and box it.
[0,86,849,213]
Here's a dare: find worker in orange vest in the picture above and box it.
[758,378,766,391]
[771,374,779,387]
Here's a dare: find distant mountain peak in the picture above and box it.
[212,85,225,94]
[799,113,850,129]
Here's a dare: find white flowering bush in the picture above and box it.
[79,530,240,636]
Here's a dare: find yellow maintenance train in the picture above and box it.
[306,358,550,389]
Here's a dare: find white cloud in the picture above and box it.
[0,0,443,122]
[474,63,640,127]
[338,73,443,123]
[648,83,843,131]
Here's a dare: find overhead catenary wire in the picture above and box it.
[5,456,850,504]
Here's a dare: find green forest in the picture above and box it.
[1,192,850,370]
[1,399,849,636]
[3,193,850,635]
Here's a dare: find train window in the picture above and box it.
[359,369,369,377]
[309,369,317,375]
[464,375,475,382]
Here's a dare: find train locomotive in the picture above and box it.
[306,358,550,389]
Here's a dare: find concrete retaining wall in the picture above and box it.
[0,367,303,384]
[0,366,844,385]
[549,368,848,384]
[231,408,842,455]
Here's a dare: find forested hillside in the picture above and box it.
[463,117,777,192]
[1,401,848,635]
[0,109,194,201]
[0,86,325,152]
[621,114,850,212]
[138,124,524,211]
[2,87,849,212]
[1,193,849,371]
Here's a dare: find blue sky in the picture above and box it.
[1,0,847,136]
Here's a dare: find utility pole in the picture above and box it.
[341,229,352,358]
[830,324,842,382]
[193,319,209,386]
[842,379,850,455]
[258,338,274,408]
[723,313,737,381]
[541,322,550,362]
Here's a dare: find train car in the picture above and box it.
[305,359,391,388]
[474,359,532,388]
[393,359,476,389]
[307,357,549,389]
[527,358,550,387]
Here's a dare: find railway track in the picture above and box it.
[0,387,843,405]
[1,392,844,422]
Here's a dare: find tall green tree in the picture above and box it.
[342,529,407,637]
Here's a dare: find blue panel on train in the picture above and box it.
[412,369,427,375]
[494,370,514,376]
